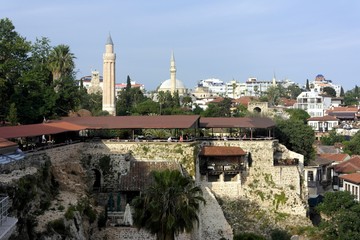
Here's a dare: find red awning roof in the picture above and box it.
[60,115,200,129]
[0,115,200,139]
[199,117,275,128]
[199,146,246,156]
[0,122,87,139]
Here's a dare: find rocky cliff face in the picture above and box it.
[0,140,312,239]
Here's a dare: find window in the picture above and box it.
[308,171,314,181]
[339,178,344,187]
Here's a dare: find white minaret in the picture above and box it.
[170,51,176,95]
[102,34,116,116]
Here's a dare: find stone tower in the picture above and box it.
[170,51,176,95]
[102,34,116,116]
[88,70,102,94]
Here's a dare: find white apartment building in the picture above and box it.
[197,78,226,97]
[294,90,332,117]
[245,77,276,96]
[225,80,247,98]
[310,74,342,97]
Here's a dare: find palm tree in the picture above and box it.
[132,169,205,240]
[157,91,166,115]
[48,44,75,82]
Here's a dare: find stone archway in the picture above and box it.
[248,102,269,114]
[92,169,102,191]
[253,107,262,113]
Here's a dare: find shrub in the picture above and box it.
[233,232,266,240]
[270,229,291,240]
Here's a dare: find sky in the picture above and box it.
[3,0,360,91]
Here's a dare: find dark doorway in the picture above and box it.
[92,169,101,191]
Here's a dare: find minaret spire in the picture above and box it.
[102,34,116,115]
[170,51,176,95]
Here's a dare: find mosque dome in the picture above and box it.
[158,79,188,96]
[159,79,186,89]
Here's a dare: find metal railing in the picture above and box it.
[0,195,9,226]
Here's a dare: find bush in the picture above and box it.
[65,205,76,220]
[97,210,107,230]
[270,229,291,240]
[233,232,266,240]
[46,218,70,237]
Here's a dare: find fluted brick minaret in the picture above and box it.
[102,34,116,115]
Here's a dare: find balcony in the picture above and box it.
[273,158,299,166]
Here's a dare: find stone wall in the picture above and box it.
[3,139,307,239]
[197,140,307,216]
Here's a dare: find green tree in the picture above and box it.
[0,18,31,120]
[182,96,192,108]
[133,99,159,115]
[317,191,360,240]
[132,169,205,240]
[306,79,310,91]
[285,109,310,124]
[202,98,232,117]
[286,84,302,99]
[320,130,346,146]
[266,85,285,106]
[48,44,75,82]
[322,86,336,97]
[275,119,315,164]
[343,131,360,155]
[6,102,18,125]
[340,86,345,97]
[344,86,360,106]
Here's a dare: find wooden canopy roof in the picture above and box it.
[199,146,246,156]
[199,117,275,128]
[0,115,274,139]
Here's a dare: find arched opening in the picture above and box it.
[92,169,101,191]
[253,107,262,113]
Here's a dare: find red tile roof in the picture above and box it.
[199,146,246,156]
[233,96,258,107]
[119,160,180,191]
[279,98,297,107]
[318,153,350,163]
[308,115,339,121]
[0,138,17,148]
[326,106,359,113]
[335,156,360,173]
[340,173,360,184]
[200,117,275,128]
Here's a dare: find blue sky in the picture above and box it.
[3,0,360,91]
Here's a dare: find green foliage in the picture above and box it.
[46,218,70,237]
[344,86,360,106]
[233,232,266,240]
[320,130,346,146]
[322,86,336,97]
[275,119,315,164]
[343,131,360,155]
[286,84,302,99]
[65,205,76,220]
[99,155,111,176]
[6,102,18,125]
[132,169,205,240]
[273,192,288,210]
[202,98,233,117]
[97,209,108,230]
[270,229,291,240]
[316,191,360,240]
[285,109,310,123]
[116,76,148,116]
